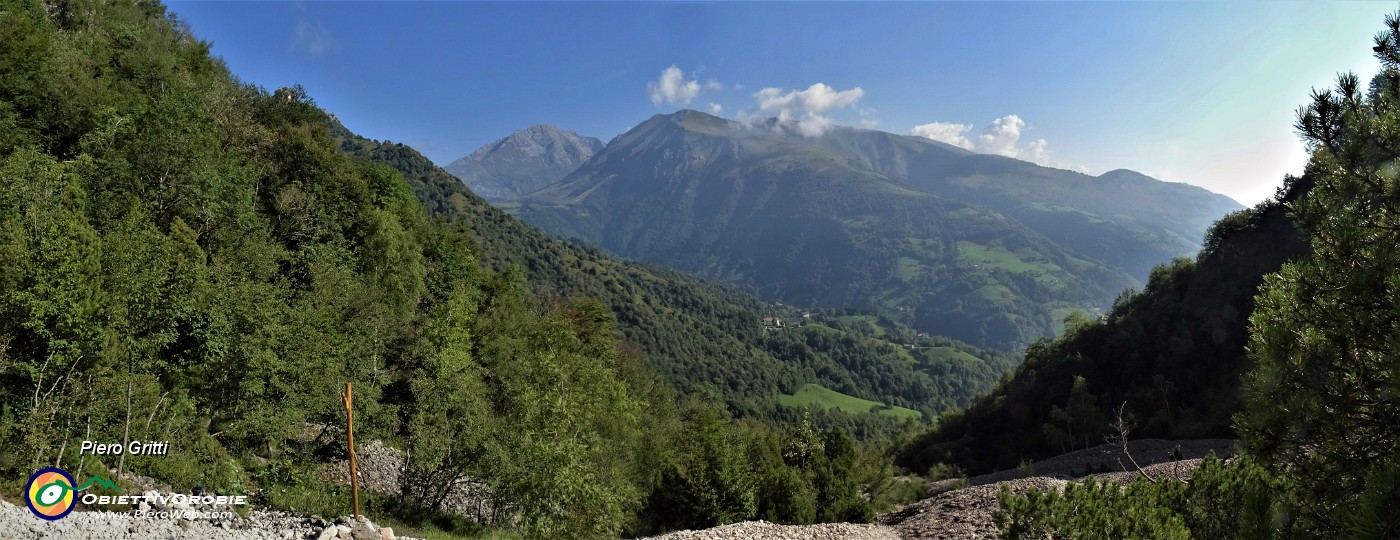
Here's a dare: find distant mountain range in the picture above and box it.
[333,119,1020,423]
[467,110,1240,349]
[444,124,603,201]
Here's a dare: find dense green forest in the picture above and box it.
[0,1,945,537]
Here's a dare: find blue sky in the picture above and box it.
[166,1,1396,205]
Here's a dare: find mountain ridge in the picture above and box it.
[509,110,1153,348]
[443,124,603,201]
[332,117,1022,423]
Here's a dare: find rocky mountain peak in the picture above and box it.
[444,125,604,201]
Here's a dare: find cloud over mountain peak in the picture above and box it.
[648,66,702,106]
[912,114,1062,169]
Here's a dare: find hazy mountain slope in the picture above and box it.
[892,158,1243,280]
[443,124,602,200]
[514,110,1139,349]
[741,119,1241,281]
[896,176,1310,475]
[331,120,1019,422]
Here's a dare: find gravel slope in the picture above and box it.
[640,521,901,540]
[0,499,411,540]
[642,439,1236,540]
[4,440,1234,539]
[966,438,1235,485]
[878,476,1066,540]
[879,439,1236,540]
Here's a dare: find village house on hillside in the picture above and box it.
[761,316,784,328]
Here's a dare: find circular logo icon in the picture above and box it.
[24,467,77,520]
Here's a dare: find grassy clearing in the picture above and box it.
[956,240,1045,274]
[835,315,887,337]
[925,346,984,368]
[839,215,880,231]
[975,284,1013,301]
[777,383,922,420]
[895,256,922,281]
[893,345,919,365]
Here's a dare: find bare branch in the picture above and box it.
[1107,402,1156,484]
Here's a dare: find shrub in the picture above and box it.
[996,456,1283,540]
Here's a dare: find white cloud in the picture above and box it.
[647,66,701,106]
[290,20,336,58]
[976,114,1026,157]
[910,121,974,149]
[746,82,865,137]
[705,80,723,91]
[910,114,1071,168]
[795,114,833,137]
[708,102,723,114]
[755,83,864,114]
[1023,138,1051,165]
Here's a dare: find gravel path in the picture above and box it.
[641,521,901,540]
[967,438,1235,486]
[0,498,413,540]
[878,439,1236,540]
[878,476,1066,540]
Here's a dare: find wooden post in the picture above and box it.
[344,383,360,519]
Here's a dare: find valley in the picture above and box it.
[3,2,1396,539]
[334,118,1019,427]
[498,110,1237,350]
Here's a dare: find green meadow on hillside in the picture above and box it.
[778,383,924,420]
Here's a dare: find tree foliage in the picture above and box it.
[898,178,1309,475]
[996,456,1281,540]
[1237,12,1400,535]
[0,3,901,537]
[993,11,1400,540]
[1042,375,1104,454]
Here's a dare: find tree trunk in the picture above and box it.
[77,408,93,477]
[118,374,132,477]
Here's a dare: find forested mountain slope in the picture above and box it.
[0,2,954,536]
[892,160,1240,281]
[331,121,1020,424]
[731,119,1239,280]
[512,110,1150,349]
[0,1,664,534]
[898,175,1310,475]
